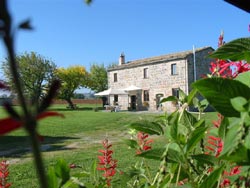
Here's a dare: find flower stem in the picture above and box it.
[175,164,181,187]
[1,2,48,187]
[4,27,29,117]
[28,126,48,188]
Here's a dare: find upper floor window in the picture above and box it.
[143,68,148,79]
[143,90,149,101]
[172,88,179,98]
[171,63,177,75]
[114,73,117,82]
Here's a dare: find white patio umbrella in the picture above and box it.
[124,85,141,91]
[95,88,127,108]
[94,88,127,96]
[94,89,111,96]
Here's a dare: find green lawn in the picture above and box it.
[0,105,217,187]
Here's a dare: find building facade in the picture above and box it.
[107,47,214,111]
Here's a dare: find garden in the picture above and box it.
[0,105,217,187]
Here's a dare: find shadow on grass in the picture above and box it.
[49,107,104,112]
[0,135,79,158]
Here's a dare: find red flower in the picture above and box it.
[0,111,64,135]
[231,61,250,78]
[97,138,117,187]
[0,160,11,188]
[209,60,232,78]
[229,166,241,176]
[220,178,230,187]
[212,113,224,128]
[218,31,224,47]
[206,135,223,157]
[136,132,153,155]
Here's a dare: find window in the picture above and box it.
[143,68,148,79]
[172,88,179,98]
[171,63,177,75]
[143,90,149,101]
[114,73,117,82]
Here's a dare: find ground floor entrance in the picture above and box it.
[130,95,137,110]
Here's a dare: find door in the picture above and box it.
[130,95,137,110]
[156,94,164,110]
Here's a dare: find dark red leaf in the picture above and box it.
[0,117,22,135]
[37,111,64,120]
[0,81,9,90]
[0,111,64,135]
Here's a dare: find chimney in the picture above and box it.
[119,52,125,65]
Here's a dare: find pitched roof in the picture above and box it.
[108,46,213,71]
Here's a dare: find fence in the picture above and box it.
[52,99,102,105]
[7,99,102,106]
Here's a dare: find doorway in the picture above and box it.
[156,94,164,110]
[130,95,137,110]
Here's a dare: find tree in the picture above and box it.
[88,64,108,106]
[1,52,56,105]
[88,63,108,93]
[56,65,88,109]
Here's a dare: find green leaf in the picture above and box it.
[187,88,197,105]
[55,159,70,186]
[167,148,185,163]
[209,37,250,61]
[235,71,250,87]
[193,97,199,108]
[244,131,250,149]
[128,121,164,135]
[200,99,209,109]
[160,96,178,103]
[192,78,250,117]
[158,175,171,188]
[221,144,250,165]
[199,165,225,188]
[123,139,138,149]
[168,111,180,141]
[71,171,90,178]
[184,125,208,153]
[179,89,187,104]
[220,120,242,157]
[61,179,78,188]
[136,148,165,160]
[218,117,229,139]
[90,160,97,182]
[47,167,59,188]
[191,154,218,165]
[193,119,205,128]
[183,110,197,130]
[231,96,248,112]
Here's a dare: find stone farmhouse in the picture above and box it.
[106,47,214,112]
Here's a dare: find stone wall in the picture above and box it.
[107,48,214,111]
[108,58,188,111]
[187,48,214,92]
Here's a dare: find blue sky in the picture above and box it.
[0,0,249,93]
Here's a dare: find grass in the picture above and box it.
[0,104,217,187]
